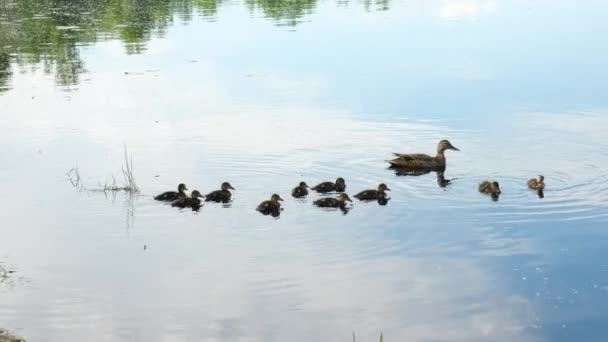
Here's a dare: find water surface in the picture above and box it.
[1,0,608,341]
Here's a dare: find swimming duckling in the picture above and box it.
[479,181,501,201]
[291,181,309,198]
[154,183,187,201]
[313,193,352,208]
[527,175,545,191]
[171,190,204,209]
[205,182,235,203]
[388,140,459,171]
[257,194,284,217]
[354,183,391,201]
[311,177,346,193]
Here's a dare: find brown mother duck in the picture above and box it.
[354,183,391,201]
[257,194,284,217]
[313,193,352,208]
[171,190,204,209]
[154,183,187,201]
[311,177,346,193]
[291,181,309,198]
[479,180,501,201]
[388,140,459,171]
[205,182,235,203]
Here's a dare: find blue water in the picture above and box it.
[1,0,608,341]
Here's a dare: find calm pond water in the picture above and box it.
[2,0,608,341]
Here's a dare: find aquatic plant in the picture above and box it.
[67,144,139,193]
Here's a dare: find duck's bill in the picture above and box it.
[229,185,235,190]
[450,145,460,151]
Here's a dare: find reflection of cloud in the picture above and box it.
[439,0,497,20]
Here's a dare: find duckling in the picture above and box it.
[479,181,501,201]
[154,183,187,201]
[311,177,346,193]
[171,190,204,209]
[388,140,459,171]
[291,181,309,198]
[205,182,235,203]
[354,183,391,201]
[257,194,284,217]
[527,175,545,191]
[313,193,352,208]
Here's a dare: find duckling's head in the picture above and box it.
[537,175,544,183]
[178,183,188,192]
[438,140,460,152]
[336,177,346,186]
[378,183,391,191]
[299,181,308,188]
[338,193,352,203]
[492,181,501,194]
[270,194,284,202]
[221,182,235,191]
[191,190,203,198]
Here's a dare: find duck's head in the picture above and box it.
[338,193,352,203]
[335,177,346,186]
[378,183,391,192]
[537,175,544,183]
[299,181,309,188]
[492,181,501,194]
[438,140,460,153]
[270,194,284,202]
[178,183,188,192]
[221,182,235,191]
[191,190,203,198]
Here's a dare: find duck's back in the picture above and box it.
[478,181,492,193]
[314,197,340,207]
[528,179,544,190]
[354,189,379,200]
[312,182,335,193]
[205,190,231,202]
[154,191,183,201]
[292,186,308,198]
[257,200,280,214]
[172,197,201,208]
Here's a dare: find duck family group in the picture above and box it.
[154,140,546,216]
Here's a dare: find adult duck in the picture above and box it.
[354,183,391,201]
[205,182,235,203]
[154,183,187,201]
[388,140,459,171]
[311,178,346,193]
[257,194,284,217]
[171,190,204,209]
[291,181,309,198]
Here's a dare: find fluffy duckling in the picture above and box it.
[311,177,346,193]
[154,183,187,201]
[171,190,203,209]
[388,140,459,171]
[257,194,284,217]
[354,183,391,201]
[291,181,309,198]
[527,175,545,191]
[479,181,501,200]
[313,193,352,208]
[205,182,235,203]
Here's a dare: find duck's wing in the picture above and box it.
[204,190,221,201]
[314,197,338,207]
[387,157,438,169]
[257,200,270,212]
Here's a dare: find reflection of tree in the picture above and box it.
[0,0,390,91]
[245,0,317,27]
